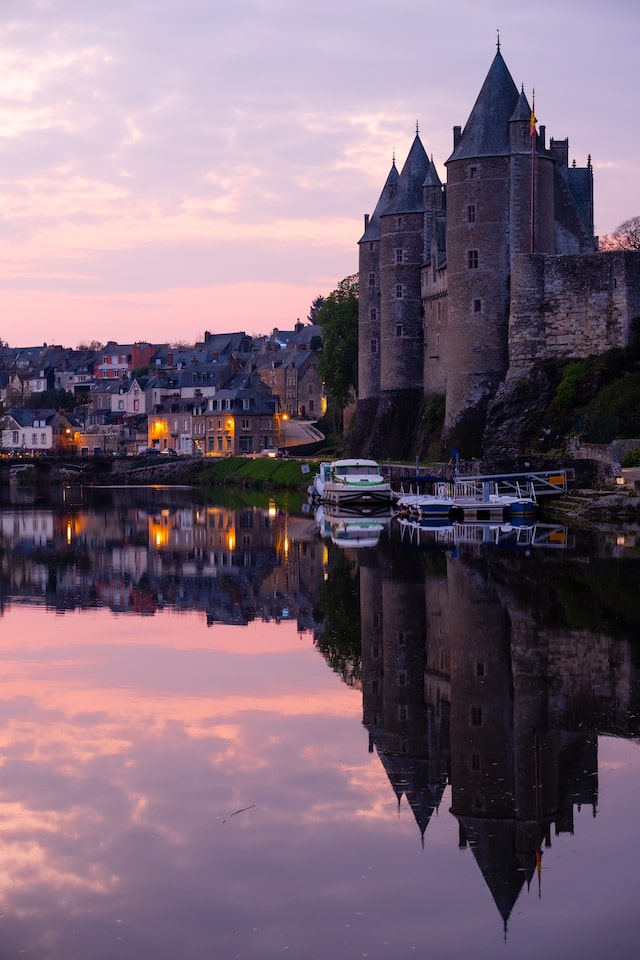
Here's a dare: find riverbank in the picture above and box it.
[108,454,314,491]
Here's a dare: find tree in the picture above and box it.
[316,275,358,421]
[307,294,325,325]
[600,215,640,251]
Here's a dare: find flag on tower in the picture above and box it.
[530,93,537,138]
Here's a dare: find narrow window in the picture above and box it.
[471,753,481,772]
[467,249,479,270]
[470,706,483,726]
[476,661,485,677]
[370,308,377,322]
[395,283,403,299]
[396,324,404,338]
[467,204,476,223]
[469,165,478,179]
[395,248,404,264]
[368,272,375,286]
[473,298,482,313]
[370,338,378,355]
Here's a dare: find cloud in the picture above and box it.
[0,0,637,345]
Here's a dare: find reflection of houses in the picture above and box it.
[356,538,639,932]
[0,496,324,630]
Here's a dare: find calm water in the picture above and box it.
[1,484,639,959]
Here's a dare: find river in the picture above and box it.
[0,484,639,959]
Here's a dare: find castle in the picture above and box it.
[355,45,640,458]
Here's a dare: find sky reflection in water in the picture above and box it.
[0,606,636,960]
[0,492,639,959]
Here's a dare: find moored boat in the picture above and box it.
[309,458,394,507]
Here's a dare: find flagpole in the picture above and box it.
[530,90,536,254]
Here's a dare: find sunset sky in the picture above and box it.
[0,0,637,349]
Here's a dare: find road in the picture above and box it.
[279,419,324,448]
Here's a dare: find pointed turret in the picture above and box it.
[447,50,520,162]
[359,160,400,243]
[358,159,400,401]
[386,131,431,214]
[377,130,431,398]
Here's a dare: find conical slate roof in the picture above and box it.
[384,132,431,215]
[359,160,400,242]
[446,50,520,162]
[423,156,442,188]
[510,87,532,124]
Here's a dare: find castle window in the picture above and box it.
[396,324,404,338]
[471,753,481,772]
[395,248,404,264]
[397,217,404,228]
[370,338,378,354]
[467,249,479,270]
[470,706,483,726]
[368,272,375,286]
[369,242,374,253]
[473,298,482,313]
[370,308,377,322]
[469,165,478,179]
[467,204,476,223]
[476,661,485,677]
[395,283,404,299]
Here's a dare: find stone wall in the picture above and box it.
[509,251,640,372]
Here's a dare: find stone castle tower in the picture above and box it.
[355,46,640,458]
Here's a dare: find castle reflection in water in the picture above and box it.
[2,486,640,929]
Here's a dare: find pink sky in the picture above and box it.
[0,0,637,348]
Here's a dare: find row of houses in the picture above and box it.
[0,325,326,457]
